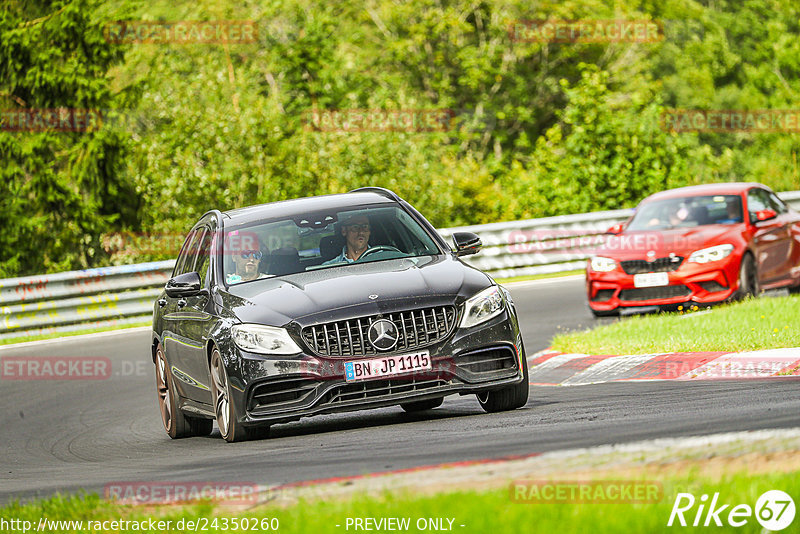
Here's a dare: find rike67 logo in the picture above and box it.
[668,490,795,530]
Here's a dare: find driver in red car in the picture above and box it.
[647,202,689,228]
[323,214,371,264]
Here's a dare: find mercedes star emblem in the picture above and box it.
[367,319,398,351]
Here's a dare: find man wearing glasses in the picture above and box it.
[227,249,268,283]
[323,214,371,265]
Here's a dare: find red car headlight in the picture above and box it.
[590,256,617,272]
[687,244,735,264]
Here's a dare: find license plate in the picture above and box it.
[633,272,669,288]
[344,351,431,382]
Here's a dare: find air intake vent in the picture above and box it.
[619,285,690,301]
[248,377,318,411]
[457,347,517,374]
[699,281,728,293]
[319,377,450,405]
[591,289,615,302]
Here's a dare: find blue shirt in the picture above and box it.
[322,246,356,265]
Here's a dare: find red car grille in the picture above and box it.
[621,256,684,275]
[618,285,691,301]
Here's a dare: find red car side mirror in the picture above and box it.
[605,222,626,235]
[755,209,778,222]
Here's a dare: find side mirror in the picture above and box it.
[452,232,482,257]
[165,271,202,298]
[755,209,778,223]
[606,222,626,235]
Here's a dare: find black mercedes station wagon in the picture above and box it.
[152,187,529,442]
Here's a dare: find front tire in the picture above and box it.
[734,253,758,300]
[210,348,251,442]
[155,343,212,439]
[209,348,271,442]
[477,349,529,413]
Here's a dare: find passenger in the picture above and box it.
[227,250,268,283]
[718,198,743,224]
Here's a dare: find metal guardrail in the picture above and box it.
[2,191,799,340]
[0,261,175,340]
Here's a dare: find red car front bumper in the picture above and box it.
[586,253,742,312]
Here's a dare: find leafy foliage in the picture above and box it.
[0,0,139,276]
[2,0,800,275]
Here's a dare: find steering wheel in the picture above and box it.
[358,245,402,260]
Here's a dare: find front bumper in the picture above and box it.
[224,311,525,426]
[587,253,742,312]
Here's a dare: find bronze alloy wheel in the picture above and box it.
[155,342,212,439]
[210,347,268,442]
[155,344,173,433]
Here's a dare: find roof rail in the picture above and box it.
[349,187,402,202]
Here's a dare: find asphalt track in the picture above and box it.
[2,276,799,504]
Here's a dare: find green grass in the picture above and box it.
[2,468,798,533]
[553,295,800,354]
[495,268,584,284]
[0,320,151,346]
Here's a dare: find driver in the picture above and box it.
[647,202,688,228]
[323,214,371,265]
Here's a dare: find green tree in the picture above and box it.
[500,64,723,219]
[0,0,139,276]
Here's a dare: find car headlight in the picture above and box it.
[231,324,302,355]
[590,256,617,272]
[460,286,505,328]
[687,244,734,264]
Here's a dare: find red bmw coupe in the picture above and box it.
[586,183,800,317]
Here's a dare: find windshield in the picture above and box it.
[223,205,441,284]
[626,194,744,231]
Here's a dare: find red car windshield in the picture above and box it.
[627,195,744,231]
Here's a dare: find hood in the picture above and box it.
[595,225,746,260]
[218,255,491,327]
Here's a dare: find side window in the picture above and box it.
[173,228,205,277]
[768,192,788,214]
[746,189,769,223]
[195,229,214,288]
